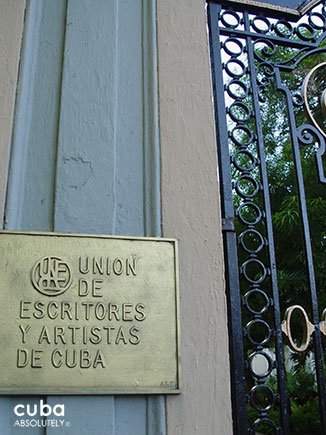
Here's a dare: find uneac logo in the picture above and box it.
[31,256,72,296]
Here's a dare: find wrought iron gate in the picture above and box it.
[208,1,326,433]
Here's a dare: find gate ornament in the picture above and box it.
[320,308,326,335]
[303,62,326,138]
[281,305,315,352]
[282,305,326,352]
[224,0,324,17]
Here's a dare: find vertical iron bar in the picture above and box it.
[275,69,326,431]
[207,3,248,434]
[243,12,289,433]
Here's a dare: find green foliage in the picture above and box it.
[285,369,318,405]
[290,399,321,435]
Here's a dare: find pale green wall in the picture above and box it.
[2,1,164,434]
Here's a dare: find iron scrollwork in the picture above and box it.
[302,61,326,139]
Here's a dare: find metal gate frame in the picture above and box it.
[208,1,326,433]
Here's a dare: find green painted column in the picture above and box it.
[3,1,164,434]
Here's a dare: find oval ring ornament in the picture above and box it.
[322,88,326,117]
[281,305,314,352]
[320,308,326,336]
[302,62,326,139]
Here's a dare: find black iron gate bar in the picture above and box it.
[208,6,248,431]
[207,1,326,433]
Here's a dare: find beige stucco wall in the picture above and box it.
[157,1,233,434]
[0,0,25,224]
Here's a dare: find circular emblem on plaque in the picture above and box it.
[31,256,72,296]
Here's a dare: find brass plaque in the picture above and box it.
[0,231,180,395]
